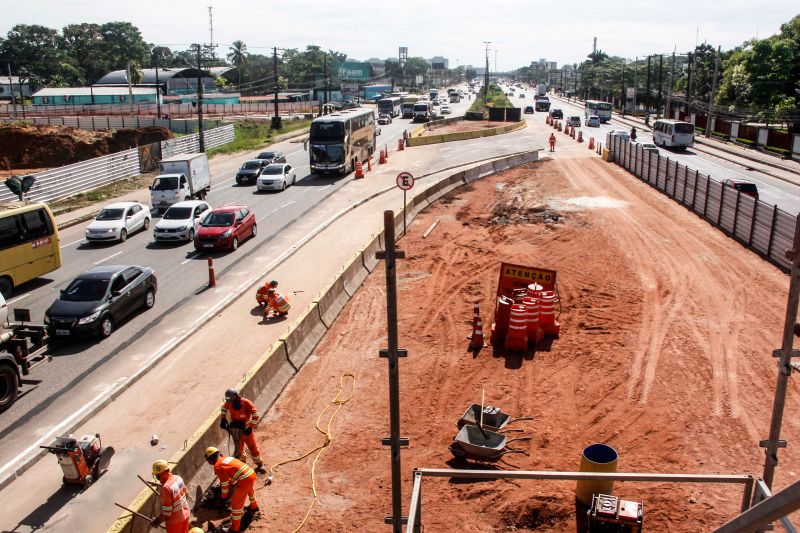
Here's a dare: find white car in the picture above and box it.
[637,142,659,152]
[609,130,631,142]
[568,116,582,127]
[257,164,297,191]
[85,202,151,243]
[153,200,211,242]
[440,105,452,115]
[585,115,601,127]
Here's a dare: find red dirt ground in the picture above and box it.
[246,152,800,532]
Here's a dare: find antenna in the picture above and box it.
[208,6,214,49]
[593,37,597,55]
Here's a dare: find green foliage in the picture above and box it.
[468,84,512,114]
[766,145,790,156]
[206,120,311,157]
[735,137,755,145]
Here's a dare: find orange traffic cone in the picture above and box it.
[470,318,485,349]
[588,137,595,150]
[577,130,583,143]
[379,149,387,164]
[384,145,389,161]
[557,122,562,132]
[564,125,570,136]
[397,138,404,151]
[367,156,372,171]
[354,161,364,179]
[571,127,576,139]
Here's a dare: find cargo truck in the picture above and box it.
[537,83,547,96]
[150,153,211,213]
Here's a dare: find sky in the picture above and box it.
[1,0,798,70]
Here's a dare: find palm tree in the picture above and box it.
[227,40,248,92]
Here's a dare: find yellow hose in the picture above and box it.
[268,373,356,532]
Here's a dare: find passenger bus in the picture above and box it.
[0,202,62,297]
[377,97,402,118]
[584,100,613,122]
[309,108,377,175]
[400,95,421,118]
[652,119,695,150]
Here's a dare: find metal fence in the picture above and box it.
[0,115,219,133]
[607,134,796,271]
[0,124,236,204]
[0,101,319,118]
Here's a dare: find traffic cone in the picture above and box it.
[571,127,576,139]
[577,130,583,143]
[470,318,485,349]
[557,122,562,132]
[384,145,389,161]
[397,138,404,151]
[379,149,387,164]
[207,257,216,287]
[354,161,364,179]
[564,125,570,136]
[588,137,595,150]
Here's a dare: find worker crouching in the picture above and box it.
[152,460,192,533]
[220,388,264,471]
[263,287,290,318]
[205,447,259,533]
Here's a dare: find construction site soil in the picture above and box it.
[0,123,172,171]
[421,120,509,136]
[245,153,799,532]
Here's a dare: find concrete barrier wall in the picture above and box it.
[407,120,526,147]
[108,148,542,533]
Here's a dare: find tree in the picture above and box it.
[172,49,196,67]
[97,22,150,73]
[227,40,248,90]
[150,46,174,68]
[1,24,70,87]
[61,23,104,84]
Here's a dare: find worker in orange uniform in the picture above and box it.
[220,388,264,470]
[255,280,279,309]
[151,460,192,533]
[263,287,290,318]
[205,447,259,533]
[549,133,556,152]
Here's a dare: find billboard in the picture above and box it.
[431,62,446,70]
[336,61,371,81]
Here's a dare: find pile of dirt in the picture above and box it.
[0,123,172,170]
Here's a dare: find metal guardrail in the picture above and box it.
[607,134,797,271]
[714,478,799,532]
[0,115,218,133]
[0,124,236,204]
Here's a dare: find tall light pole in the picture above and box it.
[483,41,491,100]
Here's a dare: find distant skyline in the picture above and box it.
[1,1,797,70]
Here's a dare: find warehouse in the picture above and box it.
[31,87,158,106]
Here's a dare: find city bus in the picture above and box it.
[309,108,377,175]
[584,100,613,122]
[377,97,402,118]
[400,95,421,118]
[0,202,62,297]
[652,119,695,150]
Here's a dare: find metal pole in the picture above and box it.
[705,46,721,138]
[714,477,800,533]
[665,50,675,120]
[272,47,281,129]
[762,215,800,489]
[686,52,694,119]
[379,210,405,532]
[632,57,638,115]
[196,45,205,152]
[155,62,161,119]
[645,55,651,126]
[620,62,626,117]
[7,62,17,118]
[403,190,407,237]
[657,54,663,119]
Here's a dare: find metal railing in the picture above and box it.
[713,478,800,532]
[607,134,797,271]
[405,468,755,533]
[0,124,236,204]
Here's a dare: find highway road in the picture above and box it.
[507,91,800,214]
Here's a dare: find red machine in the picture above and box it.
[40,433,114,487]
[587,493,643,533]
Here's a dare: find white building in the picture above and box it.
[426,56,449,70]
[0,76,31,101]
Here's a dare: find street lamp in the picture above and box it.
[483,41,491,100]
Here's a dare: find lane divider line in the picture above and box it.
[93,251,122,265]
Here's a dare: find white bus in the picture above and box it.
[584,100,613,122]
[377,97,402,118]
[309,108,377,175]
[652,119,695,150]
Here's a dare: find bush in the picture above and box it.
[468,84,513,115]
[765,145,790,156]
[206,120,310,157]
[711,131,726,139]
[735,137,755,145]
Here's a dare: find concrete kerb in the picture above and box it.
[280,304,327,370]
[342,251,369,297]
[361,233,384,273]
[315,275,350,329]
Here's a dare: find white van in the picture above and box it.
[652,119,695,150]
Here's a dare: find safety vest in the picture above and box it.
[214,456,256,498]
[255,285,270,305]
[160,474,191,522]
[269,291,290,313]
[220,397,260,428]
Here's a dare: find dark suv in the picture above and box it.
[256,150,286,165]
[549,109,563,120]
[235,159,268,185]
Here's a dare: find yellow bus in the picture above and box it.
[0,202,62,297]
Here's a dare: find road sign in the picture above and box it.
[396,172,414,190]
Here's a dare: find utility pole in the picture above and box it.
[686,51,694,119]
[656,54,663,119]
[155,60,161,119]
[645,55,651,126]
[192,44,207,152]
[272,47,281,130]
[483,41,491,100]
[665,50,675,120]
[7,62,16,118]
[620,62,626,116]
[705,45,720,138]
[632,57,638,115]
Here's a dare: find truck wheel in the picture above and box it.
[0,277,12,299]
[0,364,19,414]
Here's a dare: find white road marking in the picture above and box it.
[93,251,122,265]
[7,293,30,305]
[181,251,200,265]
[258,201,295,221]
[281,201,295,209]
[60,238,84,249]
[318,185,331,192]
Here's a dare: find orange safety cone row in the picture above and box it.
[354,161,364,179]
[397,138,404,151]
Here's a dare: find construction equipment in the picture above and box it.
[587,493,644,532]
[0,308,53,413]
[448,425,530,463]
[40,433,114,487]
[457,404,532,433]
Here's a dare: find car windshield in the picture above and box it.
[203,212,235,227]
[152,177,178,191]
[310,122,345,141]
[96,208,124,221]
[257,152,275,159]
[738,183,758,194]
[262,166,285,175]
[61,277,109,302]
[675,123,695,134]
[311,144,345,163]
[162,207,192,220]
[241,161,261,170]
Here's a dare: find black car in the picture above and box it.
[45,265,157,339]
[524,105,534,114]
[235,159,269,186]
[255,150,287,165]
[549,109,563,120]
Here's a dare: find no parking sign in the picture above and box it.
[396,172,414,190]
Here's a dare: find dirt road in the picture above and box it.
[243,148,798,531]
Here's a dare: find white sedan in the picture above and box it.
[440,105,452,114]
[257,164,297,191]
[153,200,211,242]
[85,202,151,243]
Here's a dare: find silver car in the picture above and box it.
[85,202,151,243]
[153,200,211,242]
[257,164,297,192]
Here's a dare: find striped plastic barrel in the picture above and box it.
[527,283,544,299]
[523,296,541,344]
[490,295,514,345]
[538,291,560,335]
[504,304,529,351]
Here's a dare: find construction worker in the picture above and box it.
[220,388,264,470]
[205,447,259,533]
[549,133,557,152]
[263,287,290,318]
[255,280,279,309]
[630,126,638,142]
[152,460,191,533]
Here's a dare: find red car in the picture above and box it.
[194,205,257,252]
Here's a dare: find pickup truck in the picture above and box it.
[150,153,211,213]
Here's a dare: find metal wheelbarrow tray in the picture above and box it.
[457,404,533,432]
[449,425,530,462]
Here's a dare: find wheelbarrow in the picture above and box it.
[448,425,531,463]
[457,404,533,433]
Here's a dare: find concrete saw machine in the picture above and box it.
[40,433,114,488]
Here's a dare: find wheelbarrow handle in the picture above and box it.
[507,417,534,424]
[499,428,526,434]
[505,437,532,445]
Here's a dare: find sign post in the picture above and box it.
[396,171,415,236]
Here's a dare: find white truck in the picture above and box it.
[537,83,547,96]
[150,153,211,213]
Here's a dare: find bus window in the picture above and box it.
[21,209,52,241]
[674,123,694,134]
[0,216,21,250]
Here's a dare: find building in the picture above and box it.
[361,84,391,100]
[0,76,31,101]
[426,56,449,70]
[94,67,232,96]
[178,93,240,105]
[31,87,158,106]
[536,58,558,71]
